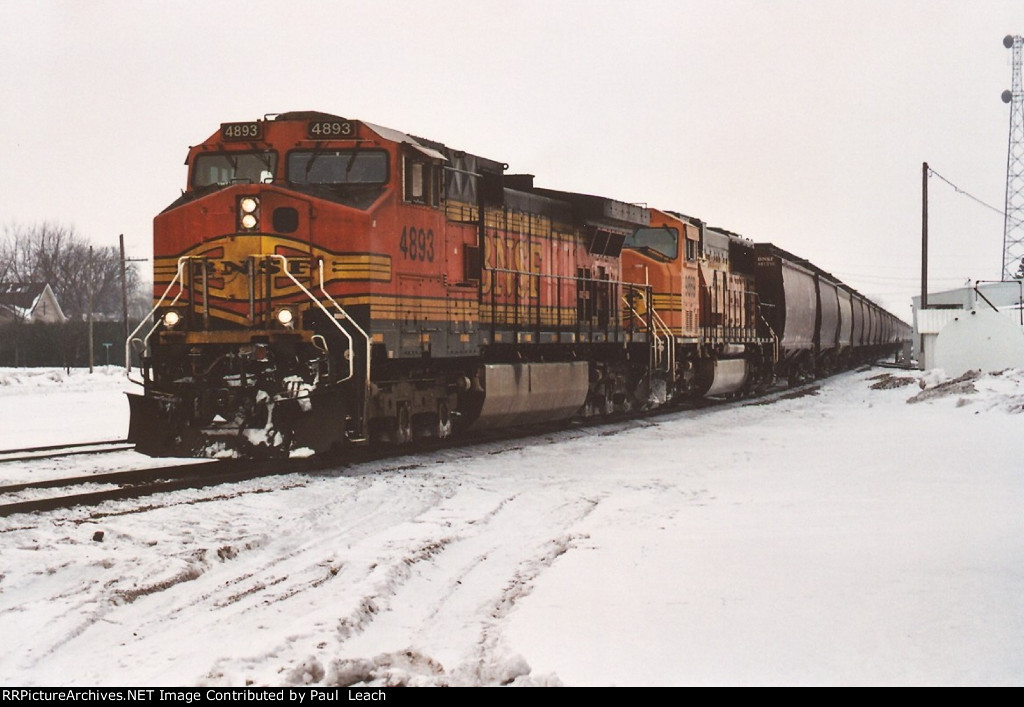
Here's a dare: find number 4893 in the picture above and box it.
[400,226,434,262]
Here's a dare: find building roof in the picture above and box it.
[912,281,1024,311]
[0,283,67,322]
[0,282,48,309]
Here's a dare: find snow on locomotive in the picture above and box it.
[127,111,908,457]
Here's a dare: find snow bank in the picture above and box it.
[0,366,132,448]
[0,367,1022,686]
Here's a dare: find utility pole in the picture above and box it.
[922,162,929,308]
[1002,34,1024,280]
[87,245,94,374]
[119,234,147,371]
[120,234,129,352]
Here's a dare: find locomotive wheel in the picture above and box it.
[395,404,413,445]
[436,401,453,439]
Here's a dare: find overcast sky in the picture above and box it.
[1,0,1020,317]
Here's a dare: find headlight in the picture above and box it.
[275,307,296,328]
[238,196,260,231]
[162,310,182,328]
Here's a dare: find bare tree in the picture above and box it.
[1,222,144,319]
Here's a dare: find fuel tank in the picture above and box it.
[467,362,590,430]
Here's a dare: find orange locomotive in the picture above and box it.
[620,210,768,401]
[127,111,907,458]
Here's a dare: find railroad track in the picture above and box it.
[0,458,272,517]
[0,439,135,464]
[0,374,849,519]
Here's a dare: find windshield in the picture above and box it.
[625,226,679,260]
[287,150,389,185]
[192,152,277,188]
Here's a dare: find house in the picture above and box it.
[0,283,68,324]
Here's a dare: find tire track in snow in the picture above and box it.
[287,491,601,686]
[1,469,465,682]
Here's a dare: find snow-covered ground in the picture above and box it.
[0,366,131,448]
[0,366,1022,686]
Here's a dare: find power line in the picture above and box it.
[926,167,1006,218]
[832,269,989,281]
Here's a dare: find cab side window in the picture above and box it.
[686,238,698,262]
[404,155,439,207]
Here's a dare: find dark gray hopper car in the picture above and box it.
[754,243,907,380]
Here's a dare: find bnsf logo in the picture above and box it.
[188,259,314,277]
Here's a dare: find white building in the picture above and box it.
[911,281,1024,373]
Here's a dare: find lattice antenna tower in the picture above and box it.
[1002,34,1024,280]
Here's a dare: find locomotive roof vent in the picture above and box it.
[533,188,650,229]
[505,174,534,190]
[271,110,348,122]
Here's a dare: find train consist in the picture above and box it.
[127,111,910,457]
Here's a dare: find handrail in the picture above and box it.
[124,257,189,386]
[314,258,372,443]
[759,311,780,364]
[250,255,371,440]
[486,265,636,289]
[266,255,356,384]
[650,305,676,376]
[266,255,371,441]
[622,287,675,376]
